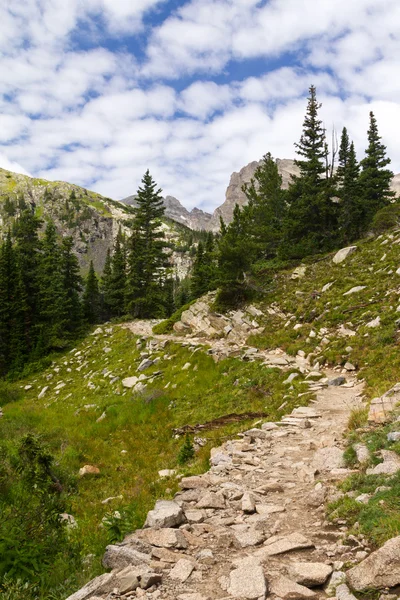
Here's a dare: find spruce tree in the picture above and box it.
[37,221,66,350]
[83,261,101,324]
[242,152,285,259]
[108,231,127,317]
[0,231,16,374]
[337,132,363,243]
[60,237,82,334]
[101,248,113,320]
[190,242,208,299]
[216,204,253,307]
[359,111,394,228]
[281,86,338,258]
[126,170,168,318]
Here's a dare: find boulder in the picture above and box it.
[138,359,154,372]
[228,558,267,599]
[269,575,317,599]
[122,376,139,388]
[324,571,346,597]
[141,528,187,549]
[366,450,400,475]
[336,584,358,600]
[196,491,226,509]
[328,376,346,386]
[366,316,381,328]
[292,265,307,280]
[289,562,333,586]
[180,476,209,490]
[65,573,116,600]
[144,500,184,528]
[255,533,314,558]
[169,558,195,583]
[346,536,400,590]
[368,383,400,423]
[102,545,150,570]
[333,246,357,264]
[241,492,256,513]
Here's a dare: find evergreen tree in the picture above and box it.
[126,170,168,318]
[242,152,285,259]
[83,261,101,324]
[60,237,82,333]
[37,221,66,350]
[216,204,253,307]
[337,132,363,243]
[101,248,113,320]
[0,231,16,374]
[281,86,338,258]
[13,208,42,354]
[108,231,127,317]
[359,111,394,228]
[190,242,208,299]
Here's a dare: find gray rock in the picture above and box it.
[366,450,400,475]
[354,443,370,463]
[144,500,184,528]
[328,376,346,386]
[355,493,371,504]
[336,583,358,600]
[313,447,345,472]
[284,373,300,384]
[141,528,188,549]
[255,532,314,558]
[180,476,209,490]
[234,527,265,548]
[122,376,139,388]
[169,558,195,582]
[138,359,154,372]
[38,386,49,399]
[368,383,400,423]
[269,575,316,599]
[333,246,357,264]
[387,431,400,442]
[241,492,256,513]
[102,545,150,570]
[65,573,116,600]
[196,491,225,509]
[366,316,381,328]
[346,535,400,590]
[344,362,356,371]
[343,286,366,296]
[324,571,346,597]
[228,557,267,599]
[289,562,333,586]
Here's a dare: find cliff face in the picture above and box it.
[122,194,212,230]
[0,169,193,277]
[207,158,300,231]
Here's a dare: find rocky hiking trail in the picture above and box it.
[68,314,379,600]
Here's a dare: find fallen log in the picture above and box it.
[173,411,269,436]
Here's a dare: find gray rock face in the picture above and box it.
[65,573,116,600]
[207,158,299,231]
[366,450,400,475]
[255,532,314,558]
[122,194,212,230]
[141,527,187,549]
[144,500,184,528]
[346,535,400,591]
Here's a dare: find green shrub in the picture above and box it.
[371,203,400,234]
[177,435,195,465]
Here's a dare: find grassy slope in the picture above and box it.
[0,325,310,594]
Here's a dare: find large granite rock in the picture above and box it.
[346,535,400,591]
[368,383,400,423]
[144,500,184,528]
[228,557,267,599]
[332,246,357,264]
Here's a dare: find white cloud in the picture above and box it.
[1,0,400,216]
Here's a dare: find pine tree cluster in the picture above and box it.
[0,212,83,376]
[215,86,396,306]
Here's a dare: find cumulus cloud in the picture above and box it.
[1,0,400,213]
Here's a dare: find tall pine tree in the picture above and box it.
[108,230,127,317]
[60,237,82,334]
[336,130,363,243]
[359,111,394,228]
[0,231,16,374]
[281,86,337,258]
[83,261,101,324]
[242,152,286,259]
[126,170,168,318]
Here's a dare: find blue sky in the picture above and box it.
[1,0,400,212]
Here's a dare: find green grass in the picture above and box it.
[152,300,196,334]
